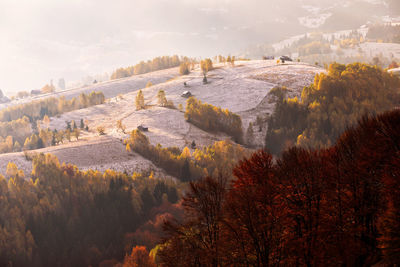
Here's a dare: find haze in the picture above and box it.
[0,0,395,94]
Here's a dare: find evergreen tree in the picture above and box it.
[181,159,191,182]
[168,187,179,203]
[140,187,155,212]
[37,137,44,149]
[51,132,56,146]
[246,122,254,147]
[153,182,168,205]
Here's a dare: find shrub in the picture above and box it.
[179,62,190,75]
[200,58,213,74]
[97,126,105,135]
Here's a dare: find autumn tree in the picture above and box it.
[41,83,55,94]
[73,128,80,140]
[200,58,213,75]
[378,156,400,264]
[43,115,50,128]
[225,150,285,266]
[97,126,105,135]
[66,129,71,142]
[160,110,400,266]
[146,81,153,88]
[159,176,227,266]
[117,119,126,134]
[123,246,156,267]
[135,90,145,110]
[185,97,243,143]
[157,90,168,107]
[179,62,190,75]
[266,63,400,154]
[230,56,235,66]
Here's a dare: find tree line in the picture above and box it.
[158,109,400,266]
[0,92,104,154]
[266,62,400,154]
[185,97,243,143]
[367,24,400,43]
[125,130,249,182]
[111,55,187,80]
[0,91,104,123]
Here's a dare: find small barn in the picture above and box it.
[181,91,192,98]
[280,56,293,62]
[137,125,148,132]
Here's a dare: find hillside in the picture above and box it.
[0,60,324,177]
[0,67,178,110]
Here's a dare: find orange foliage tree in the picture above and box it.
[160,109,400,266]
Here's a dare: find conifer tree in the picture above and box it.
[246,122,254,147]
[181,159,191,182]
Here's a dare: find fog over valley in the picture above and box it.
[1,0,399,94]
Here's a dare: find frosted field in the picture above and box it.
[0,60,324,177]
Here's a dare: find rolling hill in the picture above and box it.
[0,60,324,178]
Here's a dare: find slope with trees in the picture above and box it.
[125,130,249,182]
[0,92,105,154]
[159,109,400,266]
[266,62,400,154]
[185,97,243,143]
[0,153,181,267]
[111,55,186,80]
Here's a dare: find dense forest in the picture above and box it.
[266,62,400,154]
[0,153,181,266]
[0,61,399,266]
[1,109,398,266]
[159,109,400,266]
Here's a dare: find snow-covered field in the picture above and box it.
[0,67,179,110]
[355,42,400,58]
[0,60,324,177]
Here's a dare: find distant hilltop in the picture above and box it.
[0,90,10,104]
